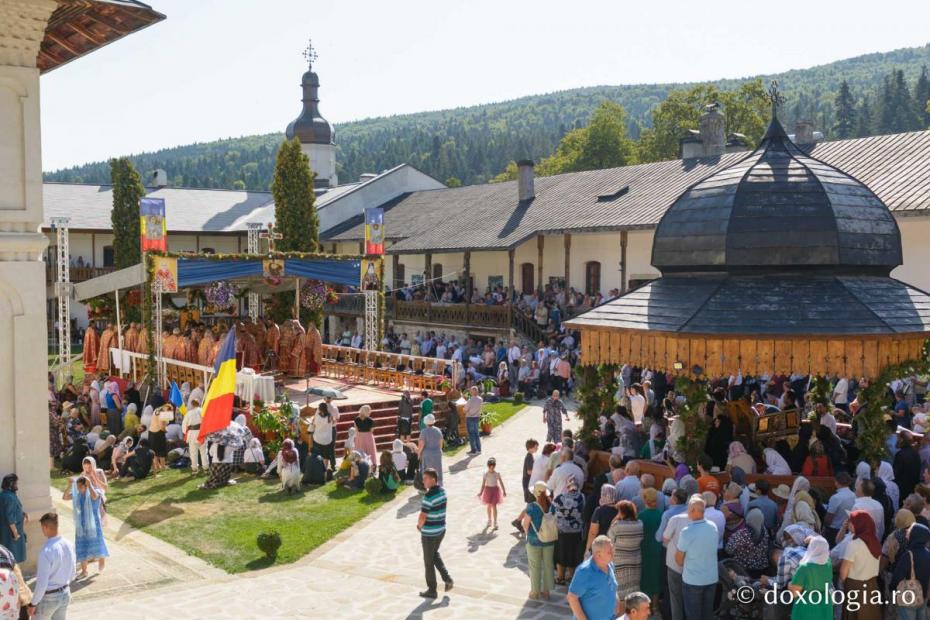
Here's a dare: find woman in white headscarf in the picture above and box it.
[140,405,154,430]
[110,436,133,477]
[180,382,191,407]
[242,437,265,473]
[877,461,900,510]
[855,461,871,487]
[727,441,757,474]
[667,416,686,463]
[787,536,832,618]
[763,447,791,475]
[778,476,821,536]
[88,380,102,427]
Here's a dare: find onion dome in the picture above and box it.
[651,112,901,276]
[285,67,335,145]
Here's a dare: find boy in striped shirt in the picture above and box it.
[417,468,453,598]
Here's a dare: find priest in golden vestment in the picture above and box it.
[83,324,99,370]
[277,320,296,373]
[264,318,280,361]
[208,327,224,367]
[123,323,139,353]
[288,320,308,377]
[163,328,181,360]
[198,329,215,366]
[136,326,149,354]
[181,331,197,362]
[306,322,323,375]
[96,323,116,373]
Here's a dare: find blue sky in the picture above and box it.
[39,0,930,171]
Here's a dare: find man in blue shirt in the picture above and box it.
[675,495,719,620]
[29,512,76,620]
[567,535,618,620]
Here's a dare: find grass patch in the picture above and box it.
[49,345,85,384]
[443,400,527,456]
[51,468,396,573]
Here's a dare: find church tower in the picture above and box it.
[285,40,337,189]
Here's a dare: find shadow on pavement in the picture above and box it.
[404,595,450,619]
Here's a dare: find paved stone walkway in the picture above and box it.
[67,401,581,619]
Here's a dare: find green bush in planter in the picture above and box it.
[257,530,282,559]
[364,477,383,495]
[513,391,525,405]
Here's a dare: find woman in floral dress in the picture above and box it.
[552,478,585,584]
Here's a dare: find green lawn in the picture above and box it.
[51,469,396,573]
[49,345,85,384]
[443,399,527,456]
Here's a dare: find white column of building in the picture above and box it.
[0,0,60,570]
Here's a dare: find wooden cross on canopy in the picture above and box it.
[259,222,283,254]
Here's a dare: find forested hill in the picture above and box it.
[45,42,930,189]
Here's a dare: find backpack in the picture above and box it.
[895,550,925,608]
[303,453,326,485]
[530,506,558,543]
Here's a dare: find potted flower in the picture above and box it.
[479,408,498,435]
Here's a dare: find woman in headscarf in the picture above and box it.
[63,476,108,578]
[585,484,618,555]
[673,463,689,483]
[84,425,103,451]
[779,477,821,536]
[877,461,900,511]
[855,461,872,487]
[231,413,254,470]
[88,380,102,427]
[614,406,640,460]
[678,475,699,500]
[354,405,378,472]
[0,475,26,565]
[276,438,301,494]
[48,406,64,463]
[881,509,915,586]
[801,440,832,478]
[110,436,133,477]
[418,413,444,486]
[122,403,140,431]
[638,487,663,603]
[788,535,832,620]
[764,447,792,475]
[242,437,265,474]
[727,441,757,474]
[667,416,686,463]
[891,523,930,620]
[839,511,882,620]
[639,426,665,461]
[93,434,116,467]
[725,503,767,576]
[763,524,812,592]
[872,478,895,538]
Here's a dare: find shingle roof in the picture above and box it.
[325,130,930,253]
[564,274,930,336]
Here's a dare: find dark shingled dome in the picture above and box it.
[651,117,902,275]
[285,69,335,145]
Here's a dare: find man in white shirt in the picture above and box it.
[464,386,483,455]
[181,399,208,473]
[435,341,447,359]
[702,491,726,549]
[548,449,584,498]
[29,512,76,619]
[852,478,885,540]
[662,492,691,620]
[833,375,849,411]
[451,345,462,364]
[351,332,363,349]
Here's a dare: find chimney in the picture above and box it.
[725,133,750,154]
[794,119,815,145]
[680,130,703,159]
[152,169,168,188]
[699,103,726,156]
[358,173,378,183]
[517,160,535,202]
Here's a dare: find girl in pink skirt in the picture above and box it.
[354,405,378,474]
[477,457,507,529]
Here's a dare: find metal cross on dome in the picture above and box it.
[768,80,785,117]
[259,223,283,254]
[302,38,318,70]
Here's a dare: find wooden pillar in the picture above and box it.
[564,233,571,291]
[195,234,201,253]
[237,234,242,253]
[536,234,544,293]
[91,233,96,268]
[620,230,628,292]
[464,251,472,303]
[508,249,515,301]
[359,241,365,255]
[424,252,433,300]
[392,254,400,289]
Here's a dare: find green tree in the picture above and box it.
[833,80,857,139]
[915,66,930,128]
[637,80,769,163]
[856,98,874,137]
[536,102,635,175]
[490,161,518,183]
[444,176,462,187]
[269,138,320,324]
[109,157,144,269]
[271,138,319,253]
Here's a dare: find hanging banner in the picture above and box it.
[152,255,178,293]
[360,258,382,291]
[364,208,384,255]
[262,258,285,286]
[140,197,168,252]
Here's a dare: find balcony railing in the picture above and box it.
[46,265,116,284]
[327,297,512,330]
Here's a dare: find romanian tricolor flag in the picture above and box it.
[197,329,237,443]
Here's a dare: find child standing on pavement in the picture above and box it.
[478,457,507,529]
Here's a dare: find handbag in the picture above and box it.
[895,550,925,608]
[530,507,559,543]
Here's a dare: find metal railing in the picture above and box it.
[46,265,116,284]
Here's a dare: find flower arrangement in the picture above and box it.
[205,281,238,308]
[86,297,112,319]
[300,281,338,310]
